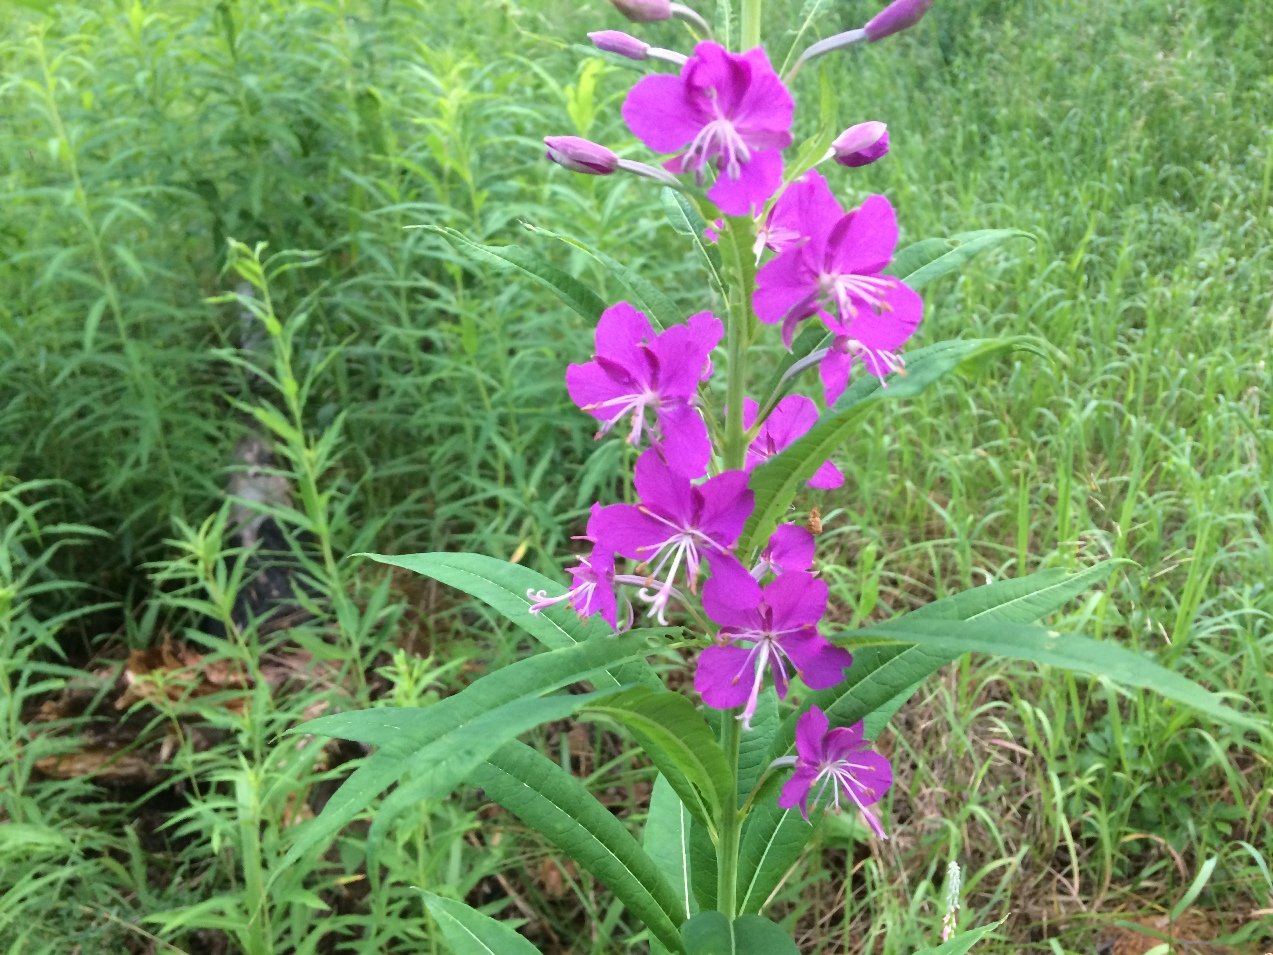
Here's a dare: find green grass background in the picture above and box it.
[1,0,1269,951]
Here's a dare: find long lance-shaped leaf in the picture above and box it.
[366,689,629,857]
[839,618,1260,732]
[278,633,655,871]
[523,221,681,331]
[735,562,1121,914]
[471,742,687,953]
[363,551,664,688]
[738,337,1040,557]
[886,230,1033,290]
[422,225,606,321]
[645,775,697,955]
[420,892,541,955]
[583,687,732,832]
[661,189,726,303]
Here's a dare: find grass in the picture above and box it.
[1,0,1269,952]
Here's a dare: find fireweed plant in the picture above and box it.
[286,1,1260,951]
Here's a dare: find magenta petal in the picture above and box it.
[732,47,794,144]
[785,633,853,690]
[694,644,755,710]
[794,705,830,762]
[633,448,694,521]
[704,552,763,609]
[695,469,753,544]
[622,73,702,153]
[843,751,893,805]
[565,361,626,423]
[768,394,819,445]
[652,312,721,396]
[819,348,852,405]
[754,249,816,327]
[594,301,655,365]
[588,503,663,560]
[823,722,867,759]
[767,524,815,572]
[702,572,761,628]
[841,281,924,349]
[770,170,844,249]
[764,572,827,628]
[778,767,818,820]
[656,403,711,478]
[708,147,784,216]
[808,460,844,489]
[827,195,898,276]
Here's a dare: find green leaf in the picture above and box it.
[523,221,681,330]
[644,775,698,933]
[738,338,1040,557]
[421,892,540,955]
[278,633,656,871]
[471,742,687,953]
[887,230,1033,290]
[735,690,778,802]
[907,920,1004,954]
[422,226,606,321]
[361,551,663,687]
[365,690,619,856]
[661,188,726,302]
[584,686,732,831]
[679,912,800,954]
[841,618,1260,731]
[736,803,815,915]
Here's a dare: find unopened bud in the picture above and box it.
[864,0,934,42]
[544,136,619,175]
[589,29,651,59]
[609,0,671,22]
[829,121,889,167]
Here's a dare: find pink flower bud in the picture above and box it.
[830,121,889,167]
[864,0,933,42]
[588,30,651,60]
[544,136,619,175]
[609,0,671,22]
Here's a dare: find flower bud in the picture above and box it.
[544,136,619,175]
[588,30,651,60]
[829,121,889,167]
[609,0,671,22]
[864,0,934,42]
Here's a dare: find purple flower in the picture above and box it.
[753,171,922,402]
[864,0,934,42]
[743,396,843,489]
[610,0,671,21]
[695,572,852,728]
[591,449,758,623]
[753,524,816,578]
[622,42,793,216]
[829,121,889,168]
[778,706,893,836]
[566,302,721,477]
[589,29,651,60]
[528,507,627,629]
[544,136,619,175]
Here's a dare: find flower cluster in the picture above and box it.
[531,0,933,832]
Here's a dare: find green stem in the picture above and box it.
[740,0,763,50]
[715,215,759,919]
[716,714,742,918]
